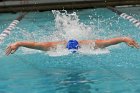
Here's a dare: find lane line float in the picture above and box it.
[0,12,27,44]
[108,6,140,28]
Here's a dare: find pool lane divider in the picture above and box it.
[0,12,27,44]
[108,6,140,28]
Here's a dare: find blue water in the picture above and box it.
[0,7,140,93]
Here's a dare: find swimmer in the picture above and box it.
[5,37,139,55]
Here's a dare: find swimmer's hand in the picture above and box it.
[5,42,19,56]
[123,37,140,49]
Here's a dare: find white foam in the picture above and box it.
[46,44,70,56]
[46,49,70,57]
[78,45,110,55]
[52,10,94,40]
[20,47,42,54]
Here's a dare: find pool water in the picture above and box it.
[0,7,140,93]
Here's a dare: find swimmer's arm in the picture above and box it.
[95,37,139,48]
[5,41,66,56]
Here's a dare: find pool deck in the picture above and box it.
[0,0,140,12]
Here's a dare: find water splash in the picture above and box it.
[51,10,94,41]
[46,10,110,56]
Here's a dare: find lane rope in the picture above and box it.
[0,12,27,44]
[108,6,140,28]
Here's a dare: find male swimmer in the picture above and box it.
[5,37,139,56]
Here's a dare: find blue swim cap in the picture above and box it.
[66,40,79,53]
